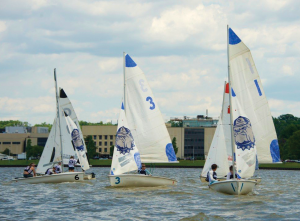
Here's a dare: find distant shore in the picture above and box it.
[1,160,300,170]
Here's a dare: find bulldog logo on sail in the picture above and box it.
[71,129,84,151]
[116,126,135,155]
[233,116,255,151]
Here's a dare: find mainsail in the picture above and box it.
[124,53,177,163]
[59,88,86,164]
[64,112,90,171]
[110,103,141,175]
[228,28,280,164]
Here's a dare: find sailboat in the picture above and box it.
[201,82,261,184]
[12,69,87,184]
[202,26,281,192]
[108,53,178,187]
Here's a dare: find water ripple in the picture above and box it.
[0,167,300,220]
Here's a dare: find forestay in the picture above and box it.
[110,103,141,175]
[64,113,90,171]
[36,118,62,174]
[228,28,280,164]
[124,54,177,163]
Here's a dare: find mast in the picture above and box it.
[227,25,236,179]
[123,52,126,112]
[54,69,64,173]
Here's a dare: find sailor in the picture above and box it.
[45,166,56,175]
[226,165,241,180]
[68,156,77,172]
[206,164,219,184]
[23,163,36,178]
[138,164,151,175]
[55,162,62,173]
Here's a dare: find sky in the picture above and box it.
[0,0,299,125]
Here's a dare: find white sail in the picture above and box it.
[201,82,232,178]
[64,112,90,171]
[59,88,85,165]
[110,103,141,175]
[228,28,280,164]
[201,117,229,178]
[124,54,177,163]
[59,88,86,152]
[36,118,62,174]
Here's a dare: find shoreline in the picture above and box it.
[1,165,300,170]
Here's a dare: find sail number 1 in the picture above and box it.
[115,177,120,184]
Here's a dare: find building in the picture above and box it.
[0,116,217,159]
[0,126,49,155]
[81,115,217,159]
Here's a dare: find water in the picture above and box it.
[0,168,299,220]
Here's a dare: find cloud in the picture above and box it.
[0,0,299,125]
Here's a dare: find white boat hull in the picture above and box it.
[12,172,85,184]
[209,180,256,195]
[108,174,177,187]
[200,176,261,184]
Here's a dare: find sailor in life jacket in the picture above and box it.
[226,165,241,180]
[68,156,77,172]
[206,164,219,184]
[138,164,151,176]
[45,166,57,175]
[23,163,36,178]
[55,162,62,173]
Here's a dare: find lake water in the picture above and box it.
[0,167,299,220]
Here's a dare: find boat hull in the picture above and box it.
[12,172,85,184]
[209,180,256,195]
[200,176,261,184]
[108,174,177,187]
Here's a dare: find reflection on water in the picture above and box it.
[0,167,300,220]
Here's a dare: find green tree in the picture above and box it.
[286,130,300,159]
[172,137,178,154]
[34,122,52,130]
[2,148,10,155]
[110,145,114,156]
[26,139,32,160]
[85,135,97,159]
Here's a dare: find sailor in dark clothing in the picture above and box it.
[226,165,241,180]
[138,164,151,175]
[23,163,36,178]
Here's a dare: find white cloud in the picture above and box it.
[0,0,299,125]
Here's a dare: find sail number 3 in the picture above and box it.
[139,79,155,110]
[146,97,155,110]
[115,177,120,184]
[139,79,148,92]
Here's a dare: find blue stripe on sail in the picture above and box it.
[270,139,281,163]
[121,102,124,110]
[240,183,244,192]
[254,80,262,96]
[231,88,236,97]
[125,54,137,67]
[231,183,236,192]
[134,152,142,170]
[229,28,241,45]
[110,170,114,175]
[166,143,177,162]
[246,58,254,74]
